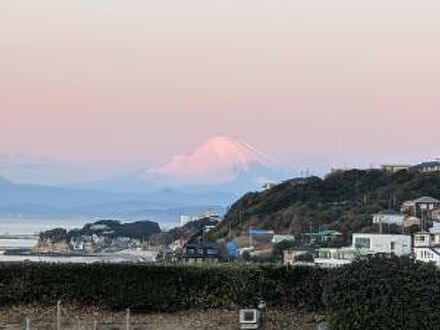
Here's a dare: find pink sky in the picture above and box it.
[1,0,440,181]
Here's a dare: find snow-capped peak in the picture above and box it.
[143,135,276,183]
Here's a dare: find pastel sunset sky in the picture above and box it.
[1,0,439,182]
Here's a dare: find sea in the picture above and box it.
[0,217,176,235]
[0,218,90,235]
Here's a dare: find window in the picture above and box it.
[390,242,395,251]
[415,235,426,242]
[354,237,371,249]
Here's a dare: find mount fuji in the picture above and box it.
[142,135,280,186]
[0,137,294,221]
[72,135,293,203]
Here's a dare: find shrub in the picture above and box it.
[322,255,440,329]
[0,263,325,312]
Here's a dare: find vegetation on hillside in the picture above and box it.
[40,220,161,242]
[209,169,440,241]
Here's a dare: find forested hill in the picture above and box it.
[208,169,440,240]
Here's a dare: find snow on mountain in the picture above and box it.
[142,136,278,184]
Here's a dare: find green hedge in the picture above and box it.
[2,256,439,329]
[0,263,325,312]
[323,256,440,329]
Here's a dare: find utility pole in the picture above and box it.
[25,317,31,330]
[249,226,252,249]
[57,300,61,330]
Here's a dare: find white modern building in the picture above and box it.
[372,210,406,226]
[315,233,412,268]
[352,233,411,256]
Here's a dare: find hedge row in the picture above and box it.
[2,257,439,329]
[0,263,325,312]
[323,256,440,330]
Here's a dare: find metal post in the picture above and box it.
[25,317,31,330]
[249,226,252,248]
[57,300,61,330]
[126,308,130,330]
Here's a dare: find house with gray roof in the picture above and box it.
[412,160,440,173]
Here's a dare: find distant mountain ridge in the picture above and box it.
[0,176,224,222]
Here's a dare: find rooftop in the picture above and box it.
[413,196,440,204]
[413,161,440,168]
[304,230,342,237]
[374,210,403,215]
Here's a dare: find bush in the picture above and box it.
[323,255,440,329]
[0,263,325,312]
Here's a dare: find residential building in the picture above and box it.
[272,234,295,244]
[303,230,343,244]
[315,233,412,268]
[282,249,309,265]
[431,209,440,221]
[70,238,84,251]
[169,238,186,252]
[315,247,355,268]
[429,222,440,234]
[412,161,440,173]
[182,242,220,263]
[352,233,411,256]
[413,196,440,211]
[413,229,440,267]
[373,210,406,226]
[403,216,421,228]
[401,196,440,219]
[381,164,410,173]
